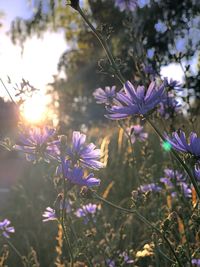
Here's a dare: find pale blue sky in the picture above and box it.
[0,0,33,31]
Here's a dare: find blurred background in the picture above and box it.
[0,0,200,266]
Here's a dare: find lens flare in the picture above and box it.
[21,94,48,124]
[162,141,171,152]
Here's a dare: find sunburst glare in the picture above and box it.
[20,94,48,124]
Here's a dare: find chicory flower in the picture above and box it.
[106,80,165,120]
[166,130,200,158]
[93,86,116,105]
[0,219,15,238]
[66,131,104,170]
[14,126,58,162]
[61,160,100,187]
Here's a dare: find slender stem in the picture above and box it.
[77,6,125,85]
[0,78,17,105]
[145,117,200,199]
[5,238,28,266]
[59,220,74,267]
[60,157,74,267]
[93,192,183,267]
[157,247,176,264]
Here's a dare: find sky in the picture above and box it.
[0,0,67,100]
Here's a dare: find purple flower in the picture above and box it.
[0,219,15,238]
[66,131,104,170]
[14,126,58,161]
[179,182,192,198]
[194,165,200,182]
[158,93,181,119]
[60,199,72,213]
[160,168,191,198]
[93,86,116,105]
[120,252,134,264]
[75,203,97,224]
[154,20,167,33]
[164,78,182,91]
[162,168,185,182]
[166,130,200,158]
[127,124,148,144]
[192,259,200,266]
[42,207,57,222]
[106,259,116,267]
[106,81,165,120]
[138,183,162,193]
[75,203,98,224]
[115,0,138,12]
[62,160,100,187]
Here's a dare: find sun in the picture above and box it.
[21,94,48,124]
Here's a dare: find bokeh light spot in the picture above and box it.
[162,141,172,152]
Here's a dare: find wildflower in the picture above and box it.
[138,183,162,193]
[66,131,104,170]
[75,203,97,218]
[158,93,181,119]
[166,130,200,158]
[106,80,165,120]
[160,168,191,198]
[180,182,192,198]
[93,86,116,105]
[119,252,134,264]
[115,0,138,12]
[127,124,148,144]
[75,203,98,223]
[42,207,57,222]
[154,20,167,33]
[143,65,156,76]
[14,126,58,161]
[106,259,115,267]
[62,160,100,187]
[194,165,200,182]
[164,78,182,91]
[192,259,200,266]
[0,219,15,238]
[59,199,72,213]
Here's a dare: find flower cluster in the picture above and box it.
[138,183,162,193]
[105,81,165,120]
[75,203,98,224]
[0,219,15,238]
[59,131,103,187]
[160,168,192,198]
[93,81,166,120]
[14,127,103,189]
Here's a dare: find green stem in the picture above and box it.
[59,220,74,267]
[77,6,125,85]
[6,238,28,266]
[93,192,183,267]
[145,117,200,199]
[60,158,74,267]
